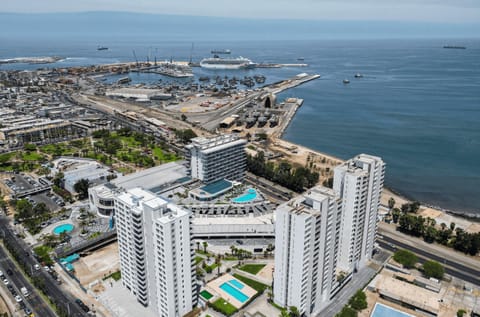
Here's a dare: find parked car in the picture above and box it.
[14,295,22,302]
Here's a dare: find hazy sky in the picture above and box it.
[2,0,480,23]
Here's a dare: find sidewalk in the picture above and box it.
[54,263,112,317]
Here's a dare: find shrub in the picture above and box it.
[393,249,418,268]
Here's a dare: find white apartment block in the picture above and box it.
[274,186,342,316]
[185,134,246,183]
[333,154,385,272]
[114,187,196,317]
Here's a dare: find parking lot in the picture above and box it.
[3,173,64,211]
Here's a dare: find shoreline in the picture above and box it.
[273,137,480,228]
[273,95,480,223]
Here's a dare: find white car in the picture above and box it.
[15,295,22,302]
[34,264,40,271]
[2,279,9,285]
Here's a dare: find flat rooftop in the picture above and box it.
[112,161,187,191]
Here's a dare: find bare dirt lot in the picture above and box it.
[73,242,120,286]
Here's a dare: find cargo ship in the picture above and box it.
[443,45,466,49]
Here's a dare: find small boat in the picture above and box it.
[211,49,231,54]
[297,57,305,61]
[343,79,350,84]
[443,45,466,49]
[97,46,109,51]
[354,73,363,78]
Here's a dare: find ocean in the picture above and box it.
[1,13,479,215]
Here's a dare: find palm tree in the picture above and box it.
[215,255,222,275]
[230,245,236,256]
[202,241,208,253]
[450,222,456,231]
[196,241,200,252]
[289,306,300,317]
[279,310,289,317]
[440,223,447,231]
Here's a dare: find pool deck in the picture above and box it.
[205,273,257,309]
[39,220,75,237]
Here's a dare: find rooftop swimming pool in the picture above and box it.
[232,188,258,203]
[53,223,74,235]
[219,281,249,303]
[371,303,414,317]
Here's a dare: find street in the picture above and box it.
[0,245,56,317]
[0,216,88,316]
[378,236,480,286]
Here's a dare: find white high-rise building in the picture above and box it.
[185,134,246,183]
[274,186,342,316]
[114,187,196,317]
[333,154,385,272]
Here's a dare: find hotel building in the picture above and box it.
[185,134,246,183]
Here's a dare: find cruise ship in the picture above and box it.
[200,55,255,70]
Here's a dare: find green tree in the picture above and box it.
[457,309,467,317]
[288,306,300,317]
[53,172,64,188]
[279,311,289,317]
[181,114,187,121]
[392,208,401,223]
[335,306,357,317]
[202,241,208,253]
[24,143,37,151]
[423,260,444,279]
[393,249,418,269]
[388,197,395,209]
[74,178,90,199]
[348,290,368,311]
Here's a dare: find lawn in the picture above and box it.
[200,290,213,300]
[22,152,45,161]
[210,298,237,316]
[238,264,266,275]
[233,273,268,293]
[195,256,204,265]
[153,147,178,163]
[103,270,121,281]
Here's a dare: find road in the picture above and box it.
[318,266,377,317]
[377,236,480,286]
[0,245,56,317]
[0,216,88,316]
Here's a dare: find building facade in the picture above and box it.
[274,186,342,316]
[333,154,385,272]
[114,188,197,317]
[185,134,246,183]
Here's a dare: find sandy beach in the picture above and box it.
[269,137,479,233]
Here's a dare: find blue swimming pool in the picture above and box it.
[53,223,74,235]
[229,279,244,289]
[371,303,414,317]
[232,189,258,203]
[219,282,249,303]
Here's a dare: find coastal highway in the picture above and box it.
[377,235,480,286]
[0,246,57,317]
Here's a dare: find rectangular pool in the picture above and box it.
[371,303,414,317]
[229,279,244,289]
[220,282,249,303]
